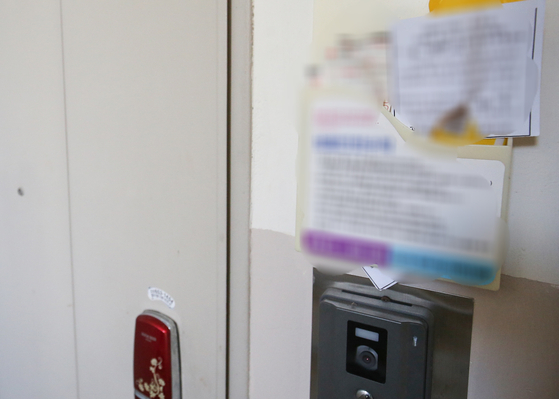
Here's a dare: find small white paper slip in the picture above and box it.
[147,287,176,309]
[363,266,397,291]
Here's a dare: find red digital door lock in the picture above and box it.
[134,310,181,399]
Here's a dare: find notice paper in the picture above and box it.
[301,97,503,285]
[391,1,544,138]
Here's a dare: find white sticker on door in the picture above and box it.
[147,287,176,309]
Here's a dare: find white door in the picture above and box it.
[0,1,77,397]
[0,1,227,398]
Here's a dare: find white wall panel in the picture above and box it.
[0,1,77,397]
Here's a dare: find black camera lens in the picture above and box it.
[361,352,375,365]
[355,345,378,371]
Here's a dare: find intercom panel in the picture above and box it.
[317,288,434,399]
[311,270,474,399]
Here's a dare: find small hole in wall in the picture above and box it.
[17,188,24,196]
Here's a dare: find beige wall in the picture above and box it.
[250,0,559,398]
[251,0,559,284]
[250,229,559,399]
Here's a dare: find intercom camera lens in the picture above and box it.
[361,352,374,365]
[356,345,378,371]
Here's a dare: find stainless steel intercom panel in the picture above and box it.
[311,271,474,399]
[318,288,434,399]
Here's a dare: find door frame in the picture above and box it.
[228,0,252,397]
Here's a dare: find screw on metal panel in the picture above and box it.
[356,389,373,399]
[17,188,24,196]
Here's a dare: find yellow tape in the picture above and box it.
[429,0,514,12]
